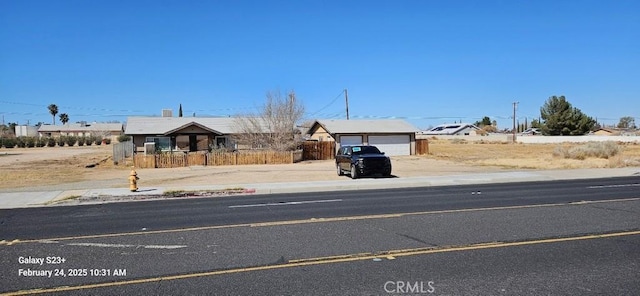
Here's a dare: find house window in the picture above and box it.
[145,136,171,151]
[175,135,190,150]
[216,137,227,148]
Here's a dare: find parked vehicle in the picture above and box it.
[335,145,392,179]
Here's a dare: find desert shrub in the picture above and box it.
[552,145,569,158]
[85,136,95,146]
[15,137,26,148]
[77,137,85,146]
[117,135,131,142]
[57,136,67,147]
[554,142,621,160]
[104,138,111,145]
[95,137,102,145]
[46,137,56,147]
[25,137,36,148]
[450,138,467,144]
[35,137,46,147]
[2,137,16,148]
[65,136,77,147]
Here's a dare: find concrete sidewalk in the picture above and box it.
[1,168,638,209]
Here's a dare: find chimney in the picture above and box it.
[162,109,173,117]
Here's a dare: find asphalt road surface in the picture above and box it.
[1,177,639,295]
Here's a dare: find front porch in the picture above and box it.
[132,121,234,153]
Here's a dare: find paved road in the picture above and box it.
[1,177,639,239]
[51,233,637,296]
[1,177,639,295]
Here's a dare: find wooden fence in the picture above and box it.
[133,150,303,168]
[302,141,335,160]
[112,141,134,164]
[416,138,429,155]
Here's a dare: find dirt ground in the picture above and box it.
[1,140,639,192]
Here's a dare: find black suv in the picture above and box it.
[336,145,392,179]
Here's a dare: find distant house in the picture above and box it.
[591,128,640,136]
[521,128,542,136]
[124,116,275,152]
[592,128,618,136]
[420,123,481,136]
[305,119,419,156]
[15,125,39,137]
[38,122,124,141]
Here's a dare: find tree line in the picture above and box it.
[475,96,636,135]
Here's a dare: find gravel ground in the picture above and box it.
[0,145,505,192]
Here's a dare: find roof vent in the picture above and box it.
[162,109,173,117]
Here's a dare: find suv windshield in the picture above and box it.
[351,146,381,155]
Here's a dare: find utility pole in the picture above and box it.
[512,101,519,143]
[344,88,349,120]
[344,89,349,120]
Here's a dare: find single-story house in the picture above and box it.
[124,116,272,153]
[305,119,419,156]
[521,128,542,136]
[38,122,124,141]
[420,123,480,136]
[591,128,618,136]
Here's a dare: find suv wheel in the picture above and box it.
[337,164,343,176]
[350,165,359,179]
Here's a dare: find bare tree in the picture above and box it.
[233,90,305,151]
[617,116,636,129]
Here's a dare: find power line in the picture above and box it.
[307,90,345,117]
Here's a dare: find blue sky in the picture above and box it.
[1,0,638,130]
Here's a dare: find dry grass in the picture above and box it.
[427,139,640,169]
[1,140,639,190]
[0,146,122,189]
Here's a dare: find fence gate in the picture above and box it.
[113,141,134,164]
[302,141,335,160]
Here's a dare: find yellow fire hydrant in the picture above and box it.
[129,168,139,192]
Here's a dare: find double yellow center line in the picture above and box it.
[3,230,640,296]
[2,197,639,295]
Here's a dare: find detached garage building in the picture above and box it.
[306,119,419,156]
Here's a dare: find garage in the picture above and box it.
[368,135,410,156]
[306,119,419,155]
[339,135,363,147]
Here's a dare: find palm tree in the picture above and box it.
[59,113,69,125]
[48,104,59,125]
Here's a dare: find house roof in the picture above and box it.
[309,119,419,134]
[124,116,270,135]
[421,123,480,135]
[592,128,617,134]
[38,123,123,132]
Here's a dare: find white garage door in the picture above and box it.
[340,135,363,147]
[368,135,410,156]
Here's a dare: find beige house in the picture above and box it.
[592,128,617,136]
[124,116,276,153]
[38,122,124,141]
[306,119,419,156]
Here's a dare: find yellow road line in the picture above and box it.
[2,197,639,246]
[3,230,640,296]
